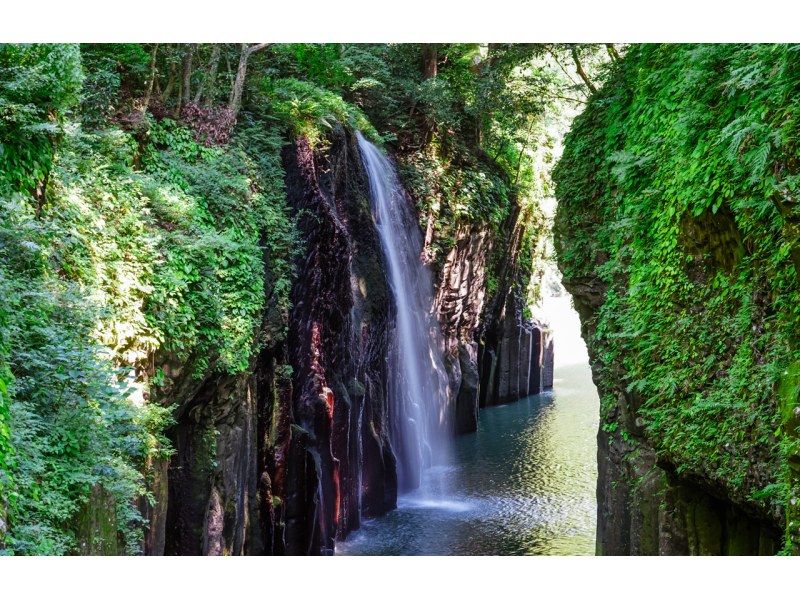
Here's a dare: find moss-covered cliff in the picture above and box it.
[554,43,800,554]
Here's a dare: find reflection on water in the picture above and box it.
[336,295,599,556]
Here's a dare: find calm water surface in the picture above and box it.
[337,296,599,556]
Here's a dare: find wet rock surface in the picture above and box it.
[147,127,402,555]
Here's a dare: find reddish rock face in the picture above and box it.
[281,128,397,553]
[148,127,396,556]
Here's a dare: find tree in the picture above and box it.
[421,44,438,79]
[140,44,159,115]
[229,43,270,121]
[195,44,221,105]
[0,44,83,211]
[570,44,597,94]
[174,43,195,117]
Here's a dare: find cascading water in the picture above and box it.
[356,132,452,491]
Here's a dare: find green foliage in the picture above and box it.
[261,77,381,147]
[0,49,297,551]
[0,194,164,555]
[0,278,12,542]
[0,43,83,194]
[268,44,354,91]
[78,44,150,125]
[141,118,297,375]
[554,44,800,536]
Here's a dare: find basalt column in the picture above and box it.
[432,226,491,434]
[281,126,397,555]
[478,292,551,406]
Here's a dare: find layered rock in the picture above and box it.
[145,124,551,555]
[431,225,490,433]
[282,127,397,553]
[427,219,552,433]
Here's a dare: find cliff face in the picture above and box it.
[554,44,800,555]
[417,198,552,435]
[141,123,555,555]
[430,224,552,432]
[144,127,397,555]
[281,128,397,552]
[432,224,489,433]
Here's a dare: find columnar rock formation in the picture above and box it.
[432,226,489,433]
[281,127,398,553]
[478,293,552,409]
[430,221,553,434]
[146,127,398,555]
[140,126,551,555]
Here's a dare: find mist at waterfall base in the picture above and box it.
[337,291,599,556]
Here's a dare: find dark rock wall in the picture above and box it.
[146,127,398,555]
[281,128,397,554]
[477,292,551,408]
[160,358,270,556]
[146,125,548,555]
[432,225,490,433]
[596,427,781,555]
[428,218,552,434]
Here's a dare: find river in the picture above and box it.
[336,294,599,556]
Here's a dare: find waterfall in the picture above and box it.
[356,132,452,491]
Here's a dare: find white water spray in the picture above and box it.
[356,132,452,491]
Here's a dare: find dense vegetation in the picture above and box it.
[0,43,596,554]
[554,44,800,553]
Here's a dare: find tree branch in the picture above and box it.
[605,43,621,62]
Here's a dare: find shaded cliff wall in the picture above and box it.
[282,127,397,553]
[148,121,554,554]
[147,127,398,555]
[421,204,552,434]
[554,44,799,554]
[155,254,294,556]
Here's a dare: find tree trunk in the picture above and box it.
[422,44,438,79]
[161,59,176,104]
[34,167,50,218]
[195,44,221,105]
[228,43,270,121]
[177,43,195,114]
[606,43,621,62]
[571,45,597,94]
[173,80,182,118]
[140,44,159,115]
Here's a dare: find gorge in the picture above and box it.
[1,43,798,557]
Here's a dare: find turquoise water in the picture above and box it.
[337,296,599,556]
